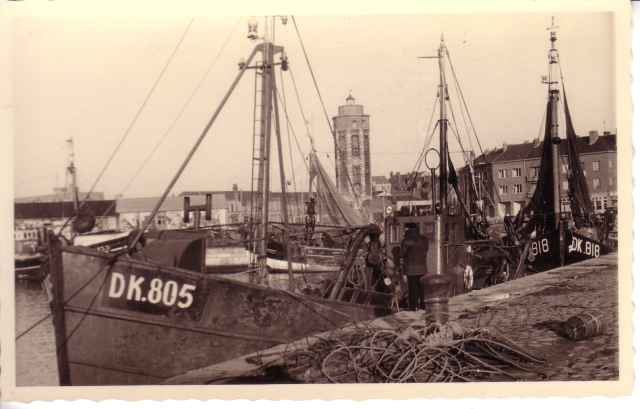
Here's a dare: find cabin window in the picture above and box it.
[513,184,523,194]
[562,181,568,191]
[351,134,360,156]
[592,161,600,172]
[512,168,522,177]
[498,169,507,179]
[593,178,600,189]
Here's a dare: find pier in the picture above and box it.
[164,253,619,384]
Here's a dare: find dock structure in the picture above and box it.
[164,254,618,384]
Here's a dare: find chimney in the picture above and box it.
[588,130,599,145]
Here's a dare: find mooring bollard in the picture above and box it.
[421,273,451,324]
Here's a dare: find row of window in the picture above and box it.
[338,131,370,157]
[499,175,615,197]
[498,184,523,195]
[560,177,615,190]
[497,159,614,179]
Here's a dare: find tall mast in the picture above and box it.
[65,136,79,213]
[436,35,448,276]
[248,16,289,282]
[257,30,275,279]
[547,17,562,228]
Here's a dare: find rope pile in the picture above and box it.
[282,322,546,383]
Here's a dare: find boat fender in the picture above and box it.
[73,211,96,234]
[463,265,474,291]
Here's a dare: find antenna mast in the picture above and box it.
[546,17,562,227]
[437,34,448,276]
[66,136,80,212]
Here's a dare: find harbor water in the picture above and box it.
[15,280,58,386]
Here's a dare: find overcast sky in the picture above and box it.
[12,13,614,199]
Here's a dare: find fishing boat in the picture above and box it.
[513,18,611,271]
[14,227,46,281]
[14,138,125,282]
[45,17,391,386]
[383,35,524,298]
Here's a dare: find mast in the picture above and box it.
[66,136,80,213]
[547,17,562,228]
[436,34,448,276]
[248,17,291,281]
[256,35,275,280]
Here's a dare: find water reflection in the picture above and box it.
[15,280,58,386]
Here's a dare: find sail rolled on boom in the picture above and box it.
[308,151,367,226]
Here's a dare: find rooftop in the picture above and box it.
[475,133,616,164]
[14,200,117,219]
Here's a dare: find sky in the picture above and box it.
[11,12,615,199]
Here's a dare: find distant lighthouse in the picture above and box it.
[332,92,371,200]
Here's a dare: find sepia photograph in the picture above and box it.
[0,0,633,402]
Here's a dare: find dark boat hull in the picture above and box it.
[527,228,609,271]
[15,255,45,281]
[52,245,389,385]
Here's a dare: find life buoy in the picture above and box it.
[464,265,474,290]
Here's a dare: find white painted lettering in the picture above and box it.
[126,275,144,301]
[108,272,126,298]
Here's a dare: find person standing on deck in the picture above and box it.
[399,223,428,310]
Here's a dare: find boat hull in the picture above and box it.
[52,245,389,385]
[15,254,45,281]
[528,228,609,271]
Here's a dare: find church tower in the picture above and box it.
[332,93,371,199]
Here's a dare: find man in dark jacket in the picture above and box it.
[400,223,429,310]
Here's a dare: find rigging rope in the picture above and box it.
[291,16,335,136]
[97,18,241,220]
[280,64,298,194]
[57,18,195,238]
[275,86,310,173]
[445,49,484,157]
[287,68,316,150]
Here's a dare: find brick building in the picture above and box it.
[460,131,617,218]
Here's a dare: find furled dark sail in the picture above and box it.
[515,99,556,235]
[308,151,367,226]
[447,152,486,238]
[562,83,594,228]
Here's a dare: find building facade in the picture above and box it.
[371,175,392,195]
[332,93,372,199]
[461,132,617,218]
[14,200,119,238]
